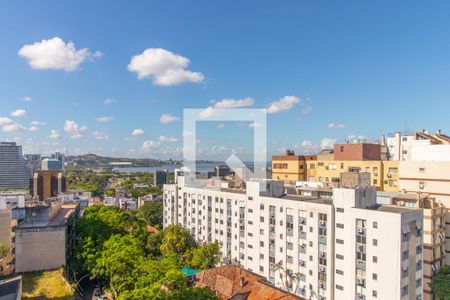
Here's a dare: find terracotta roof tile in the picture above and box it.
[194,265,304,300]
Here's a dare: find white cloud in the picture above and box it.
[266,96,300,114]
[127,48,204,86]
[142,140,160,152]
[21,96,33,103]
[3,123,27,133]
[104,98,114,105]
[18,37,102,71]
[160,114,180,124]
[217,123,225,129]
[64,120,87,140]
[298,140,318,150]
[28,126,39,132]
[11,109,27,117]
[159,135,179,142]
[321,138,336,149]
[96,116,114,123]
[93,131,108,140]
[212,97,254,109]
[328,123,346,129]
[199,107,218,119]
[132,129,145,136]
[30,121,47,126]
[48,130,61,140]
[0,117,14,125]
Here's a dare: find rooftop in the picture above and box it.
[0,276,21,298]
[369,204,419,214]
[16,204,77,228]
[195,265,303,300]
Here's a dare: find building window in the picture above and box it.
[336,269,344,275]
[336,223,344,229]
[373,179,378,185]
[260,204,264,210]
[419,168,425,173]
[260,253,264,259]
[336,239,344,244]
[373,256,378,263]
[373,221,378,228]
[373,273,377,280]
[260,241,264,247]
[248,256,253,261]
[260,266,264,272]
[372,290,377,298]
[260,217,264,222]
[336,208,344,213]
[336,254,344,260]
[373,239,378,246]
[336,285,343,291]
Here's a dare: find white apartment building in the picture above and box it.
[164,174,423,300]
[0,191,27,210]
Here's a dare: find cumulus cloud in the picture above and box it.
[48,130,61,139]
[127,48,204,86]
[0,117,14,125]
[298,140,318,150]
[96,116,114,123]
[160,114,180,124]
[11,109,27,117]
[104,98,114,105]
[64,120,87,140]
[3,123,27,133]
[18,37,102,71]
[159,135,178,142]
[266,96,300,114]
[212,97,254,109]
[328,123,346,129]
[198,107,219,119]
[30,121,47,126]
[21,96,33,103]
[132,129,145,136]
[321,138,336,149]
[93,131,108,140]
[142,140,160,152]
[28,126,39,132]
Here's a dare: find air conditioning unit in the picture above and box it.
[356,278,364,285]
[320,252,325,257]
[358,245,365,252]
[319,266,325,273]
[320,221,326,226]
[299,261,305,267]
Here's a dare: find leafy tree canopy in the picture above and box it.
[430,265,450,300]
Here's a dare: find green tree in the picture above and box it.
[140,201,163,228]
[93,234,145,297]
[0,242,8,259]
[184,242,221,271]
[146,230,164,257]
[160,225,196,256]
[430,265,450,300]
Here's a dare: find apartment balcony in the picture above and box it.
[298,232,307,240]
[269,250,276,258]
[269,218,276,225]
[299,245,306,254]
[355,293,366,300]
[319,221,327,229]
[239,230,245,237]
[356,244,366,253]
[287,228,294,237]
[319,235,327,245]
[356,228,366,236]
[356,260,366,271]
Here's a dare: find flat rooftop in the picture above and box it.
[17,204,77,229]
[281,194,333,205]
[369,204,419,214]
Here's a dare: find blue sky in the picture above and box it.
[1,1,450,160]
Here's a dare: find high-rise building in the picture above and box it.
[24,154,41,176]
[0,142,29,189]
[163,173,423,300]
[30,171,67,201]
[154,170,168,186]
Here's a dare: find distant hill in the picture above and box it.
[65,154,181,167]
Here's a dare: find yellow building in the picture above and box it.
[381,160,399,192]
[271,152,316,185]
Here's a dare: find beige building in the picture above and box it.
[390,192,445,300]
[13,202,78,273]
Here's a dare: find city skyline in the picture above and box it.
[2,1,450,160]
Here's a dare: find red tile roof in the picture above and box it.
[194,265,303,300]
[146,225,159,234]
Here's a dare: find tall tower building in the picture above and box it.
[0,142,29,189]
[30,171,67,201]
